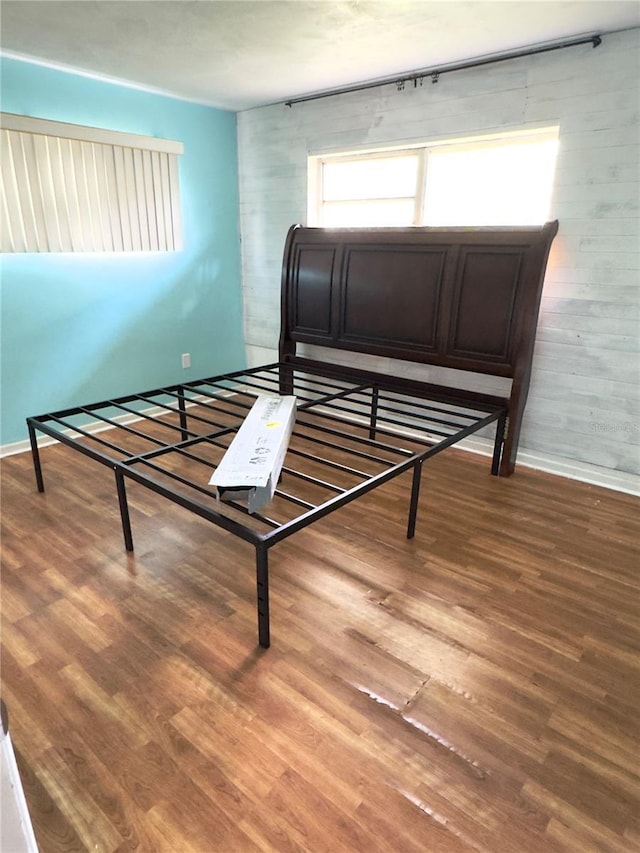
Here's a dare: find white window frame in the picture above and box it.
[308,127,559,228]
[1,112,184,253]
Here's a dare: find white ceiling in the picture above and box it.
[1,1,639,111]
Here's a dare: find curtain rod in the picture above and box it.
[284,33,602,107]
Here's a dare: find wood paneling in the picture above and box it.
[237,27,640,478]
[1,437,639,851]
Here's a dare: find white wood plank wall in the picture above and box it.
[237,28,640,489]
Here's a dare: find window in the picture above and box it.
[308,128,559,228]
[1,113,183,253]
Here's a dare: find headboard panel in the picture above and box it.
[280,222,558,377]
[279,222,558,475]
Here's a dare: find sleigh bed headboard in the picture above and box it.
[278,221,558,475]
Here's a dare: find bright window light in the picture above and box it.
[321,199,416,227]
[323,155,419,201]
[320,154,419,226]
[423,138,559,226]
[309,129,559,228]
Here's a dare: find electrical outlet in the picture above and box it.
[181,353,191,369]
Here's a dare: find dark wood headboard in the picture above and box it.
[279,222,558,474]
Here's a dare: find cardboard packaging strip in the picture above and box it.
[209,395,296,514]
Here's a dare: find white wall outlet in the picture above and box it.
[181,353,191,369]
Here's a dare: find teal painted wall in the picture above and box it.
[0,57,244,445]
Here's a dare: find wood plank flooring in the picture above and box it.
[1,438,639,852]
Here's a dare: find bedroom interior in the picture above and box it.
[1,2,638,851]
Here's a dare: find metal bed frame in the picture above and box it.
[27,361,505,648]
[27,222,558,647]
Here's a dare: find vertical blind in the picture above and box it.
[0,113,183,252]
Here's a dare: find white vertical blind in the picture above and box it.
[0,113,183,253]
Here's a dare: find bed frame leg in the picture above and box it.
[407,460,424,539]
[177,388,188,442]
[115,469,134,552]
[369,386,379,440]
[27,421,45,493]
[256,545,270,648]
[491,412,507,476]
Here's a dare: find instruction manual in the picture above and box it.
[209,395,296,514]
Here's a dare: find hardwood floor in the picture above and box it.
[1,438,639,852]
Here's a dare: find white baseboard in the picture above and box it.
[3,402,638,497]
[1,404,174,458]
[458,435,640,497]
[0,394,219,459]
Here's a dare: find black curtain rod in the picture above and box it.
[284,33,602,107]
